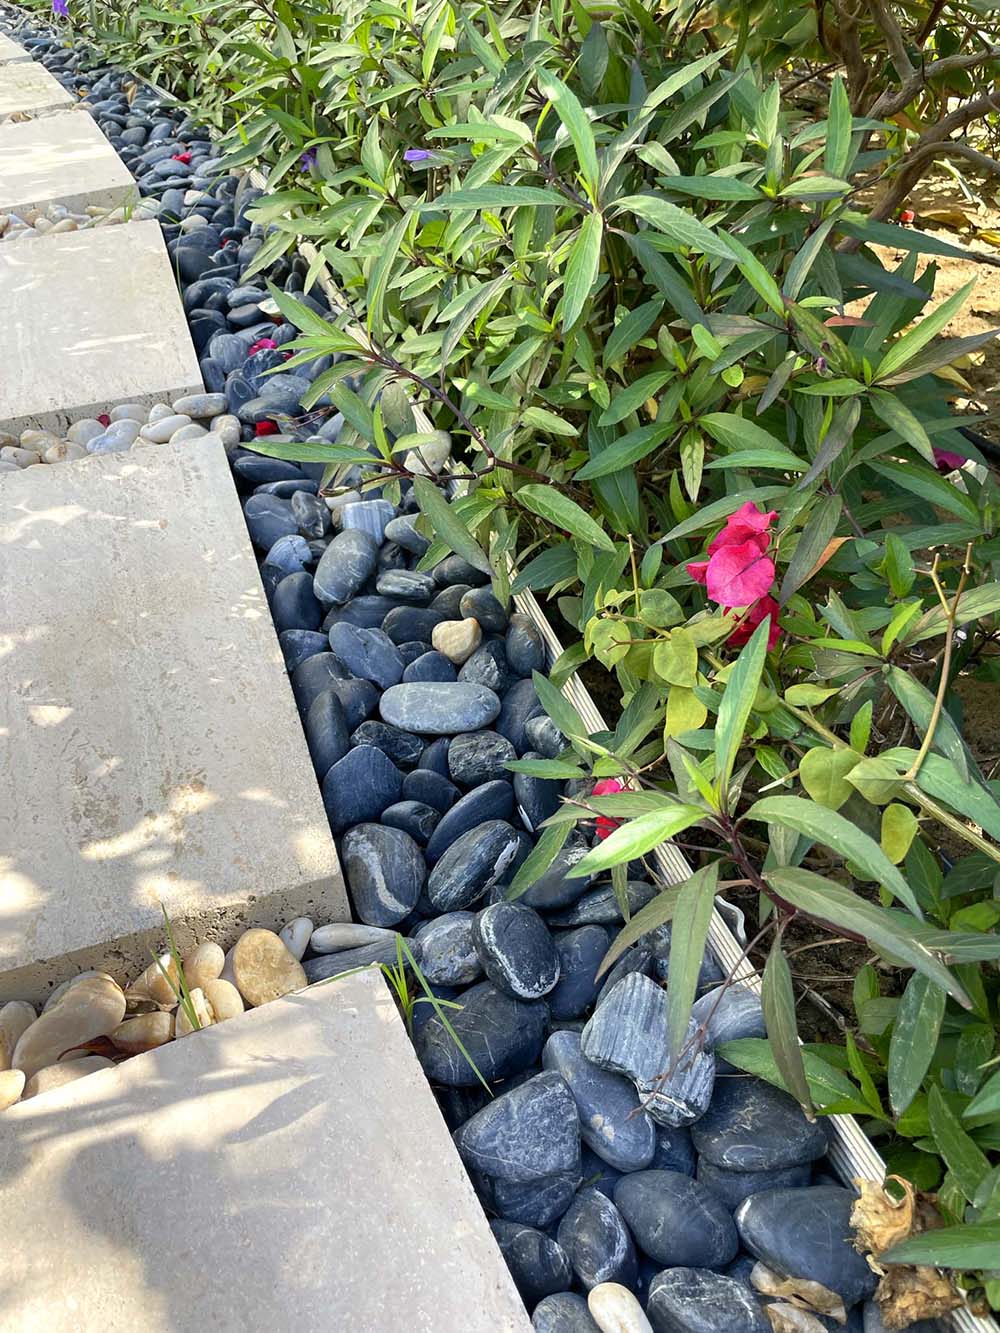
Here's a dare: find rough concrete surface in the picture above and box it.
[0,220,203,433]
[0,109,137,216]
[0,57,75,120]
[0,33,30,62]
[0,970,531,1333]
[0,437,348,1004]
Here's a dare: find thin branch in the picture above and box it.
[864,0,915,84]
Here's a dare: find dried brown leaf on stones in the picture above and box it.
[851,1176,917,1263]
[764,1304,831,1333]
[751,1262,847,1323]
[874,1262,962,1329]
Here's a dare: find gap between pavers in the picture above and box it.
[0,968,531,1333]
[0,107,137,217]
[0,218,203,433]
[0,31,29,62]
[0,53,74,119]
[0,436,349,1007]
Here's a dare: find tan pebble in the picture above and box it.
[0,432,16,448]
[203,979,244,1023]
[175,987,214,1037]
[23,1056,115,1100]
[0,213,8,234]
[43,971,115,1012]
[14,977,125,1081]
[212,414,241,447]
[232,929,306,1007]
[85,205,106,217]
[129,952,179,1008]
[44,441,88,464]
[49,218,78,233]
[111,1011,175,1054]
[0,1069,25,1111]
[1,447,42,468]
[104,208,126,225]
[32,216,53,234]
[432,617,482,665]
[588,1283,654,1333]
[0,1001,37,1071]
[181,942,225,992]
[20,429,60,449]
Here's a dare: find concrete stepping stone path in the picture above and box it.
[0,53,74,120]
[0,219,203,434]
[0,108,135,219]
[0,436,348,1005]
[0,31,29,62]
[0,969,531,1332]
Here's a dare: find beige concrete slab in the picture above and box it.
[0,56,74,120]
[0,33,30,63]
[0,220,203,434]
[0,437,348,1005]
[0,969,531,1333]
[0,109,137,216]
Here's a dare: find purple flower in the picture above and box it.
[52,0,69,15]
[299,146,318,170]
[404,148,433,164]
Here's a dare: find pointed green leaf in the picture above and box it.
[518,484,616,552]
[667,863,720,1056]
[538,70,599,199]
[762,935,813,1115]
[929,1084,991,1202]
[715,618,771,798]
[880,1221,1000,1269]
[887,973,946,1116]
[568,805,706,878]
[598,885,684,978]
[562,211,603,331]
[876,280,976,382]
[412,477,492,574]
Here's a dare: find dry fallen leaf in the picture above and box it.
[764,1304,830,1333]
[751,1262,847,1324]
[851,1176,916,1262]
[874,1263,962,1329]
[919,207,974,231]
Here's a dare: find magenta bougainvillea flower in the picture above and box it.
[247,337,277,356]
[592,777,625,841]
[933,447,966,473]
[687,502,781,649]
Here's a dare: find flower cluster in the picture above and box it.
[687,501,780,649]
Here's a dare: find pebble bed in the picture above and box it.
[0,198,126,243]
[0,15,938,1333]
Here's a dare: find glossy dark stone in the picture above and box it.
[376,569,436,603]
[396,640,431,667]
[497,675,545,753]
[340,822,425,926]
[402,650,457,684]
[458,640,509,693]
[543,1030,656,1173]
[691,984,766,1051]
[548,926,608,1020]
[735,1187,878,1308]
[234,455,303,485]
[303,934,419,982]
[402,768,460,814]
[263,532,312,576]
[430,583,471,618]
[313,527,379,606]
[320,744,403,835]
[415,980,548,1085]
[381,605,447,645]
[323,677,380,731]
[614,1171,738,1269]
[697,1159,812,1212]
[557,1187,637,1291]
[433,554,490,587]
[411,912,481,986]
[548,879,658,927]
[304,687,350,778]
[243,492,298,548]
[531,1293,600,1332]
[380,681,501,734]
[350,720,424,768]
[419,737,451,776]
[494,1172,579,1230]
[524,713,566,758]
[520,831,593,911]
[448,730,517,787]
[460,585,508,633]
[472,901,560,1000]
[454,1071,580,1183]
[424,781,516,862]
[646,1267,770,1333]
[290,651,350,714]
[514,752,562,833]
[506,613,546,677]
[381,799,440,844]
[490,1221,573,1307]
[271,571,324,633]
[691,1077,829,1172]
[651,1125,696,1176]
[328,623,404,689]
[324,595,400,631]
[383,514,429,556]
[290,488,331,539]
[279,628,328,673]
[426,820,524,911]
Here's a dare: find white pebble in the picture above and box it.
[44,442,88,464]
[67,418,105,446]
[171,392,226,420]
[146,402,174,424]
[212,414,241,446]
[279,917,314,961]
[141,414,191,444]
[588,1283,654,1333]
[0,447,41,468]
[109,403,147,423]
[169,423,208,444]
[309,923,399,955]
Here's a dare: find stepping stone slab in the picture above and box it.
[613,1170,739,1269]
[0,58,75,121]
[0,34,30,62]
[0,438,347,1004]
[1,222,202,434]
[0,970,531,1332]
[0,110,136,217]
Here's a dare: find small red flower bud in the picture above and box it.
[97,413,111,427]
[255,421,279,437]
[900,208,915,224]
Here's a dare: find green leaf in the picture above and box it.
[658,487,787,545]
[412,477,492,574]
[700,412,789,457]
[574,421,673,479]
[779,495,843,605]
[715,618,771,800]
[868,389,935,465]
[666,863,720,1057]
[762,935,812,1115]
[798,747,860,811]
[653,628,699,688]
[723,233,785,318]
[866,459,980,525]
[611,195,733,260]
[367,210,409,340]
[876,280,976,382]
[661,175,761,201]
[562,211,603,331]
[425,186,573,210]
[599,373,673,427]
[825,75,852,178]
[242,440,376,466]
[440,275,508,370]
[603,299,664,367]
[568,804,705,878]
[511,543,577,593]
[796,398,861,491]
[718,1037,867,1112]
[966,1069,1000,1120]
[531,668,588,742]
[505,822,572,901]
[887,973,946,1116]
[904,582,1000,646]
[518,485,616,552]
[880,1221,1000,1270]
[538,70,600,200]
[929,1084,991,1202]
[749,794,922,915]
[765,867,968,1005]
[599,885,684,978]
[881,803,918,863]
[522,407,578,437]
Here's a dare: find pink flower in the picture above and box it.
[687,502,777,610]
[708,502,777,554]
[592,777,625,841]
[727,595,780,649]
[933,448,965,473]
[248,337,277,356]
